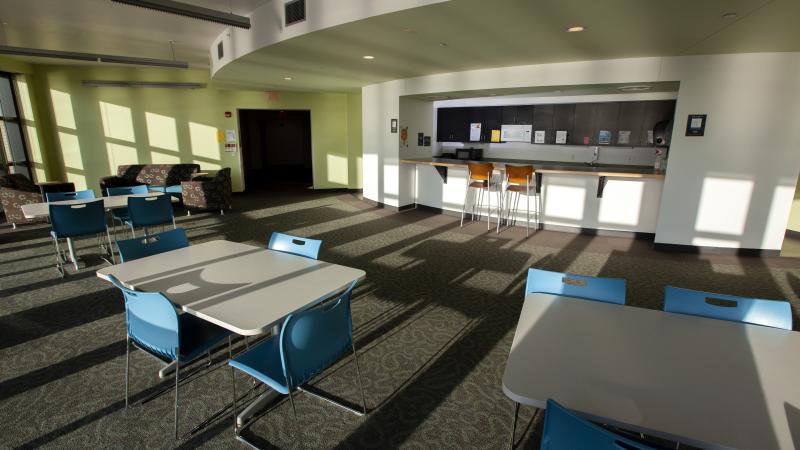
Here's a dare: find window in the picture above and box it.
[0,72,32,178]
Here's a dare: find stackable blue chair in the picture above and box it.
[228,280,366,445]
[267,232,322,259]
[663,286,792,330]
[540,399,658,450]
[106,185,149,229]
[49,199,114,276]
[525,268,627,305]
[125,194,175,237]
[116,228,189,263]
[46,189,96,202]
[107,274,231,439]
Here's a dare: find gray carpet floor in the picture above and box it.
[2,190,800,449]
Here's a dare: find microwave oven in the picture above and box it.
[500,124,532,142]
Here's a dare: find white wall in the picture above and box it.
[362,53,800,250]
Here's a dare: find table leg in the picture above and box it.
[237,389,282,427]
[159,361,177,379]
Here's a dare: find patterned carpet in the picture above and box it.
[2,190,800,449]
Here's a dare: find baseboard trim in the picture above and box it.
[361,198,415,212]
[653,242,781,257]
[414,204,654,239]
[786,229,800,239]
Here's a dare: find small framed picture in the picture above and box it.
[686,114,706,136]
[390,118,398,133]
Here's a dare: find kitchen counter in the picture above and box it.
[400,157,665,179]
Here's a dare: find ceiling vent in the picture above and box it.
[285,0,306,26]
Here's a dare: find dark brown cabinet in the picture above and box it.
[435,100,675,146]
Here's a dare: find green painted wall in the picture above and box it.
[789,176,800,232]
[27,64,361,193]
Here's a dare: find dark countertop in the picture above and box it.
[400,157,665,178]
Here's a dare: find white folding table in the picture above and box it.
[96,240,366,425]
[503,293,800,450]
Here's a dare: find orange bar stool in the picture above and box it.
[498,164,538,236]
[460,162,500,230]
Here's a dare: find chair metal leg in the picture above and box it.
[129,224,135,238]
[220,209,224,215]
[174,359,180,439]
[172,216,177,229]
[460,184,470,227]
[105,228,116,264]
[525,183,530,237]
[495,184,501,232]
[125,336,130,408]
[509,401,520,449]
[230,366,238,435]
[66,237,79,271]
[351,343,368,414]
[288,388,299,423]
[52,237,65,277]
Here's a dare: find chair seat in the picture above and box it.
[229,336,290,394]
[468,180,489,188]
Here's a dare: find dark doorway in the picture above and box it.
[239,109,312,190]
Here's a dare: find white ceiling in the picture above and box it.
[1,0,799,93]
[0,0,268,68]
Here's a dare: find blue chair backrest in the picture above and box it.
[664,286,792,330]
[46,189,96,202]
[127,194,173,227]
[525,268,626,305]
[49,199,107,238]
[117,228,189,263]
[107,185,149,196]
[268,232,322,259]
[107,274,180,361]
[541,399,657,450]
[279,281,357,388]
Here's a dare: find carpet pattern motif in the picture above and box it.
[1,190,799,449]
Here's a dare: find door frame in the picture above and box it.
[235,108,315,192]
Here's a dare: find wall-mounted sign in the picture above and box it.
[224,143,237,152]
[225,129,237,143]
[224,111,232,118]
[618,130,631,145]
[417,132,424,146]
[390,118,398,133]
[555,130,567,144]
[686,114,707,136]
[423,136,431,146]
[534,130,545,144]
[400,126,408,147]
[598,130,611,145]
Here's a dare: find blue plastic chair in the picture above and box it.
[540,399,658,450]
[106,185,149,227]
[49,199,114,276]
[106,274,231,439]
[525,268,626,305]
[228,280,366,444]
[45,189,96,202]
[663,286,792,330]
[116,228,189,263]
[125,194,175,237]
[268,232,322,259]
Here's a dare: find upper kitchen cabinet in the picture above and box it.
[552,104,575,144]
[594,102,620,145]
[616,101,647,146]
[570,103,598,145]
[501,105,534,125]
[532,104,555,144]
[437,107,471,142]
[477,106,502,142]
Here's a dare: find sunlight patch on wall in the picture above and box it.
[15,79,34,121]
[762,184,796,249]
[145,112,179,151]
[106,142,139,174]
[691,236,741,247]
[326,153,348,185]
[26,125,46,180]
[188,122,221,166]
[50,90,76,129]
[58,132,83,170]
[598,180,644,226]
[150,150,180,165]
[100,101,135,142]
[545,184,585,220]
[695,177,753,236]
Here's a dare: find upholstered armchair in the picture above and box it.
[180,168,232,215]
[0,173,47,228]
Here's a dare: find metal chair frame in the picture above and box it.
[460,163,501,231]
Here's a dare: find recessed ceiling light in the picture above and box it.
[363,55,375,60]
[402,28,415,33]
[566,26,585,32]
[553,90,562,93]
[722,12,738,19]
[283,76,292,80]
[618,85,652,92]
[489,93,497,96]
[439,42,448,47]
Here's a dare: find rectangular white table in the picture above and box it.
[503,293,800,450]
[96,240,366,425]
[21,192,174,219]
